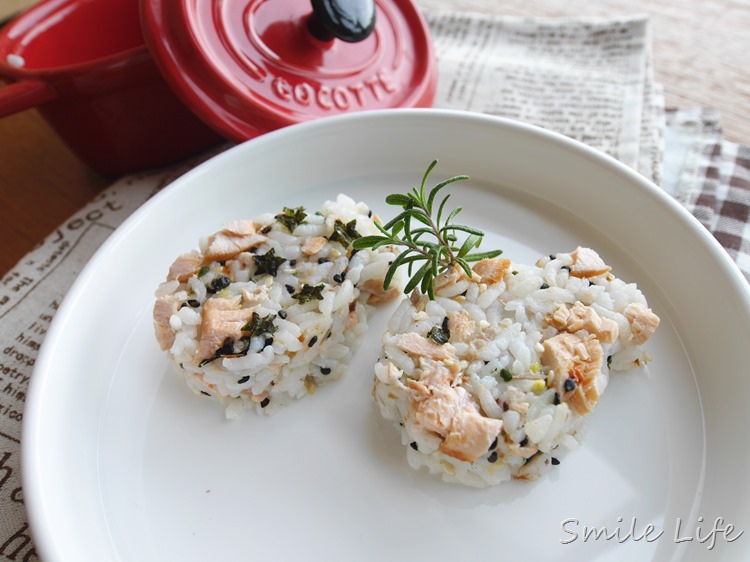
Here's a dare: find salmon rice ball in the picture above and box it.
[153,194,403,418]
[373,248,660,487]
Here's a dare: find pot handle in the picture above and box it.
[309,0,376,43]
[0,79,56,117]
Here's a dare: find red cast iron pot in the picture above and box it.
[0,0,436,176]
[0,0,224,176]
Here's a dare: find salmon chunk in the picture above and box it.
[569,247,611,278]
[624,303,660,345]
[195,296,256,362]
[167,251,203,282]
[472,257,511,284]
[408,362,502,463]
[546,302,619,344]
[301,236,328,256]
[398,332,456,362]
[541,332,603,415]
[203,231,265,263]
[153,297,179,350]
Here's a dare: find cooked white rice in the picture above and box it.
[153,194,402,417]
[373,248,660,487]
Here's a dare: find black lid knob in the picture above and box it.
[308,0,376,43]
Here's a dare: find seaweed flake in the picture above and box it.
[293,284,325,304]
[329,219,361,248]
[253,248,286,277]
[275,206,307,232]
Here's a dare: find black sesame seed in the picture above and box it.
[320,367,331,375]
[333,273,343,283]
[549,254,555,260]
[237,376,250,384]
[318,257,329,264]
[285,284,295,294]
[553,392,561,405]
[489,436,498,451]
[289,259,297,266]
[607,355,613,368]
[368,210,373,218]
[209,275,230,292]
[564,378,577,392]
[441,316,449,330]
[551,457,561,466]
[520,437,529,447]
[264,337,274,347]
[277,310,287,319]
[308,336,318,347]
[410,442,418,451]
[260,225,272,234]
[187,299,201,308]
[540,283,550,290]
[260,397,271,408]
[487,451,499,463]
[201,391,211,397]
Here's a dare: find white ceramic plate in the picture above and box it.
[23,110,750,561]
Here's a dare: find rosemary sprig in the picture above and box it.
[352,160,502,299]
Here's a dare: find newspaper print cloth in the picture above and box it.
[0,13,747,561]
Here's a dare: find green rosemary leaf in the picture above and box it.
[457,234,481,258]
[368,160,503,300]
[436,193,452,228]
[383,210,411,231]
[385,193,411,206]
[421,160,438,194]
[441,223,485,237]
[455,257,473,278]
[411,211,432,227]
[383,249,417,289]
[445,206,463,226]
[353,235,389,249]
[404,261,431,294]
[420,269,433,294]
[463,249,504,262]
[427,175,469,214]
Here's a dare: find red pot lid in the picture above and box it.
[141,0,437,142]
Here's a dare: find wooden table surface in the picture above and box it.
[1,0,748,276]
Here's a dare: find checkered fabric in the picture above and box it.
[664,108,750,283]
